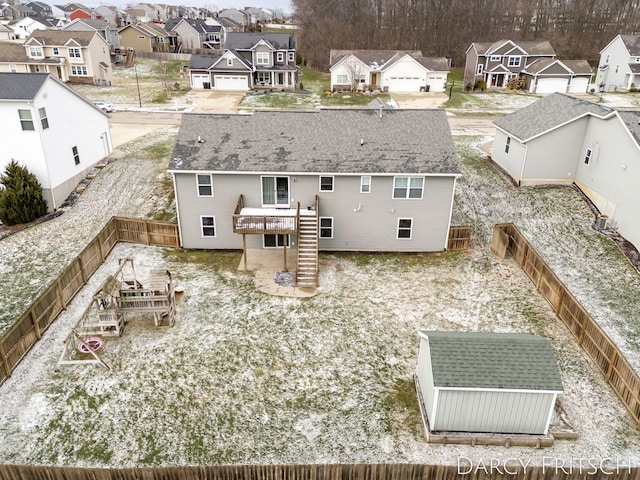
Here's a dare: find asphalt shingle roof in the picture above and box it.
[0,72,48,100]
[420,331,564,391]
[224,32,295,50]
[493,93,614,141]
[621,34,640,57]
[617,110,640,145]
[28,29,96,46]
[189,54,220,69]
[169,110,460,175]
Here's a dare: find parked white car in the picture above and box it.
[93,101,114,113]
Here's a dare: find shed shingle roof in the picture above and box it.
[420,331,564,391]
[169,110,460,175]
[493,93,614,141]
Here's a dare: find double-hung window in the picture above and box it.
[508,56,521,67]
[360,176,371,193]
[28,46,43,58]
[393,177,423,199]
[397,218,413,239]
[319,176,334,192]
[39,107,49,129]
[18,109,34,131]
[72,146,80,165]
[256,52,269,65]
[505,136,511,154]
[320,217,333,238]
[201,216,216,237]
[71,65,88,76]
[584,148,592,165]
[197,174,213,196]
[337,74,349,84]
[68,47,81,59]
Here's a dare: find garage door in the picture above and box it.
[569,77,589,93]
[536,77,568,94]
[388,76,422,92]
[191,74,210,89]
[214,75,249,91]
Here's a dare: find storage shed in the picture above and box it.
[416,331,563,435]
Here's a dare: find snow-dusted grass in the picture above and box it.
[1,135,639,467]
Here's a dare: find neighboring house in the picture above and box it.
[93,6,124,27]
[118,22,173,53]
[0,23,16,40]
[8,16,51,39]
[168,109,460,287]
[464,39,556,89]
[165,18,223,52]
[25,1,53,17]
[217,8,248,29]
[216,16,243,33]
[0,72,112,211]
[595,34,640,92]
[520,58,592,94]
[16,30,113,85]
[132,2,159,21]
[62,18,121,54]
[122,8,150,24]
[330,49,449,93]
[416,331,563,435]
[492,93,640,251]
[69,7,93,21]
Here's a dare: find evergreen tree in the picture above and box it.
[0,160,48,226]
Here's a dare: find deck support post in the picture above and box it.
[242,234,248,271]
[283,238,287,272]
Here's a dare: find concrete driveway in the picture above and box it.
[390,92,448,109]
[187,90,246,113]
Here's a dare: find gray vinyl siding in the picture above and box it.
[175,172,455,251]
[576,115,640,250]
[493,129,527,182]
[522,117,588,182]
[433,389,555,434]
[416,339,436,423]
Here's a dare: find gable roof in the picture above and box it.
[166,18,221,33]
[493,93,614,142]
[26,29,97,46]
[522,58,591,76]
[0,43,31,62]
[63,18,115,30]
[169,110,460,175]
[419,331,564,391]
[479,39,555,57]
[617,110,640,145]
[189,53,221,69]
[225,32,295,50]
[414,56,449,71]
[0,72,49,100]
[330,49,422,67]
[620,34,640,56]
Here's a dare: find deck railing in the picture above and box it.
[232,195,298,235]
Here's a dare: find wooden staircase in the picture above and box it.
[296,211,319,288]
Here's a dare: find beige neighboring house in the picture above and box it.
[0,30,113,85]
[118,22,172,52]
[0,23,16,40]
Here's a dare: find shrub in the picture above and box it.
[0,160,48,226]
[506,76,526,91]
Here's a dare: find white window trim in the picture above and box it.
[392,176,424,199]
[29,46,43,58]
[288,51,294,62]
[71,65,88,76]
[261,175,289,207]
[319,217,333,239]
[68,47,82,60]
[360,175,371,193]
[227,57,233,66]
[490,55,501,61]
[196,174,213,197]
[319,176,334,192]
[336,73,349,84]
[256,51,269,65]
[277,51,284,62]
[263,234,289,248]
[476,64,483,74]
[508,56,521,67]
[397,217,413,240]
[200,215,216,237]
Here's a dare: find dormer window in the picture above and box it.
[508,56,521,67]
[28,46,43,58]
[256,51,269,65]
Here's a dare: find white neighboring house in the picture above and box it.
[0,72,112,211]
[330,50,449,93]
[492,93,640,251]
[595,34,640,92]
[9,16,50,39]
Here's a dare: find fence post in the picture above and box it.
[78,256,88,286]
[0,342,11,379]
[30,308,41,340]
[56,280,66,312]
[605,350,618,383]
[144,219,151,245]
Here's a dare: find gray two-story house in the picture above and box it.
[464,39,556,89]
[188,32,297,90]
[169,109,460,286]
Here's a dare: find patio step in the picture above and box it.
[296,214,319,288]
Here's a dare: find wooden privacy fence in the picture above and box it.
[0,217,179,387]
[0,463,639,480]
[491,223,640,429]
[448,225,471,251]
